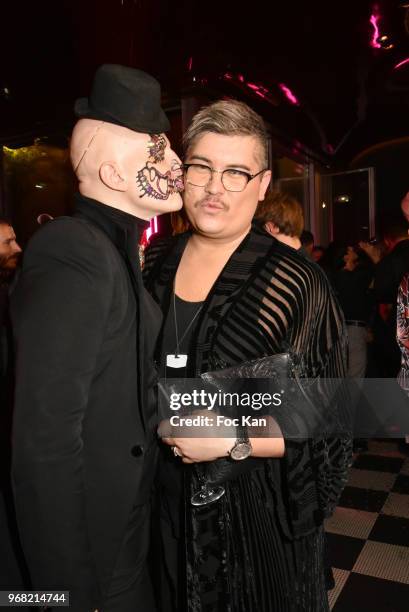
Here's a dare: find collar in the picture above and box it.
[74,193,149,252]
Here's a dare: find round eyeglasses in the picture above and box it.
[183,163,267,192]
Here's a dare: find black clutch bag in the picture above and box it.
[199,353,293,486]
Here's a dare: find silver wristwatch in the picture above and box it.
[229,425,252,461]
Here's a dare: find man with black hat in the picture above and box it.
[10,64,183,612]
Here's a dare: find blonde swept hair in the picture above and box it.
[183,99,269,168]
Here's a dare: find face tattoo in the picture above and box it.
[136,134,184,200]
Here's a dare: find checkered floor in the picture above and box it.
[326,440,409,612]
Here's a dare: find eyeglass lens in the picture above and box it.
[186,165,248,192]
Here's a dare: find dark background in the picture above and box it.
[1,0,409,242]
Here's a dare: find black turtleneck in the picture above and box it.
[74,193,163,468]
[74,193,149,258]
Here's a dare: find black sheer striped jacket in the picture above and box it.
[143,222,352,540]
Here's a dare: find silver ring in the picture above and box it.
[172,446,181,458]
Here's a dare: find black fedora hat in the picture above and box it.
[74,64,170,134]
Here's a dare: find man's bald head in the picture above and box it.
[70,118,183,218]
[70,119,147,181]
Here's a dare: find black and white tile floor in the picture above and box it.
[326,440,409,612]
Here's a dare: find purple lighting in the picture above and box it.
[370,11,381,48]
[394,57,409,70]
[278,83,300,106]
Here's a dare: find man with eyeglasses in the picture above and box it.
[144,100,350,611]
[10,65,183,612]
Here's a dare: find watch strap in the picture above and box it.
[236,423,249,443]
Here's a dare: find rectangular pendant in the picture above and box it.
[166,354,188,368]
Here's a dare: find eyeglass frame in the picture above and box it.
[183,163,268,192]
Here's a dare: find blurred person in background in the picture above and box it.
[358,237,385,265]
[319,241,345,286]
[255,190,303,250]
[312,245,325,263]
[0,218,25,593]
[300,229,314,258]
[371,218,409,377]
[0,219,21,358]
[0,218,22,464]
[397,272,409,449]
[332,245,373,378]
[397,187,409,446]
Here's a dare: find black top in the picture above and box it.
[333,265,373,323]
[160,293,204,379]
[75,197,164,503]
[76,194,163,445]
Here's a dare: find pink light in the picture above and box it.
[187,56,193,71]
[278,83,300,106]
[224,72,233,80]
[146,216,159,242]
[246,82,267,99]
[394,57,409,70]
[238,74,244,83]
[370,12,381,48]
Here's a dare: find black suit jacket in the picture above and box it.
[10,196,155,611]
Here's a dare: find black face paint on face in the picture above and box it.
[147,134,166,163]
[136,160,184,200]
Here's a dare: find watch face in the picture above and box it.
[230,441,252,461]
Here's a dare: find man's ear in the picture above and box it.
[258,170,272,201]
[99,162,127,192]
[265,221,279,236]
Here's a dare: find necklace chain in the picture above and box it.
[173,290,203,357]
